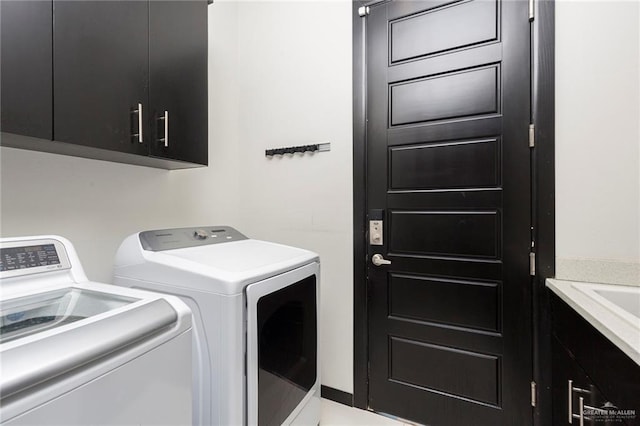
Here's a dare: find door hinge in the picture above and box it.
[529,252,536,276]
[358,6,370,17]
[529,124,535,148]
[531,381,537,407]
[528,0,535,21]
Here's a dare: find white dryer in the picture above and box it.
[113,226,320,426]
[0,235,192,425]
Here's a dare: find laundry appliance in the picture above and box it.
[113,226,320,426]
[0,235,193,425]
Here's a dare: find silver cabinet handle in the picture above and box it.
[568,380,573,423]
[133,103,143,143]
[569,380,591,425]
[137,103,143,143]
[372,254,391,266]
[158,110,169,147]
[578,396,584,426]
[163,110,168,147]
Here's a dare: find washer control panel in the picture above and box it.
[0,238,72,279]
[139,226,248,251]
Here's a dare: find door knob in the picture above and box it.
[372,254,391,266]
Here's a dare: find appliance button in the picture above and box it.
[194,230,208,240]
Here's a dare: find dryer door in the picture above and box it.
[246,262,319,426]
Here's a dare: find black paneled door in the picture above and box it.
[365,1,532,425]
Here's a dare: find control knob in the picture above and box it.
[194,229,208,240]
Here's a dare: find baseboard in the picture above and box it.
[321,385,354,407]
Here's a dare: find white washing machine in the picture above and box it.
[113,226,320,426]
[0,235,193,425]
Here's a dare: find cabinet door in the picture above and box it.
[1,1,52,139]
[53,1,149,155]
[148,0,208,165]
[551,294,640,425]
[552,336,608,425]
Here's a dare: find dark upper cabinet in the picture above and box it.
[53,1,149,156]
[0,1,53,139]
[1,0,207,169]
[149,1,208,165]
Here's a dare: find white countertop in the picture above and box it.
[547,278,640,366]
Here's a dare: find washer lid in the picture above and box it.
[0,288,179,401]
[167,239,314,272]
[142,239,319,293]
[0,287,138,345]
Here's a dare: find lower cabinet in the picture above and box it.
[553,335,611,425]
[551,293,640,426]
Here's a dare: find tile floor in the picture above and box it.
[320,399,412,426]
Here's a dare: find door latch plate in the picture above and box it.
[369,220,383,245]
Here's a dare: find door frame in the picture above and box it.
[351,1,556,425]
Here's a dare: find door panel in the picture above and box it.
[389,138,501,190]
[390,65,500,126]
[389,211,500,258]
[366,0,532,424]
[390,337,501,406]
[389,274,501,332]
[389,0,498,63]
[53,1,149,154]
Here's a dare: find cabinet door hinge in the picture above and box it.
[529,124,535,148]
[529,252,536,276]
[358,6,370,17]
[531,381,537,407]
[529,0,535,21]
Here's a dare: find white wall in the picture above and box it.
[0,0,355,394]
[232,0,354,393]
[555,0,640,285]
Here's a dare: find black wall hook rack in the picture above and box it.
[265,143,330,157]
